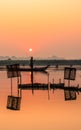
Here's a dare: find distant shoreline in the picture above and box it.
[0,59,81,66]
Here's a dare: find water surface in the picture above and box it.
[0,68,81,130]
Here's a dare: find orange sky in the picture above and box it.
[0,0,81,59]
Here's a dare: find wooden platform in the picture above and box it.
[18,83,81,92]
[18,83,64,90]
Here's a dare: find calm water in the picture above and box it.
[0,68,81,130]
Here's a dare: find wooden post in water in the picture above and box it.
[52,78,54,93]
[30,56,34,95]
[68,79,70,87]
[59,78,61,84]
[11,77,13,96]
[48,73,50,100]
[17,77,19,97]
[20,74,22,98]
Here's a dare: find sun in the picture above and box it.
[29,48,32,52]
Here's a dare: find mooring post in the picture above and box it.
[20,74,22,98]
[68,79,70,87]
[30,56,34,95]
[11,77,13,96]
[48,73,50,100]
[52,78,54,93]
[59,78,61,84]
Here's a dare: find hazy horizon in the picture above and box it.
[0,0,81,59]
[0,55,81,60]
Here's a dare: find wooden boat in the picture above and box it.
[19,65,50,72]
[0,65,50,72]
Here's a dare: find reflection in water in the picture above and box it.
[0,69,81,130]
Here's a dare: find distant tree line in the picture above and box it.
[0,59,81,66]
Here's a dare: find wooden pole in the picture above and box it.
[52,78,54,93]
[17,77,19,97]
[30,57,34,95]
[48,73,50,100]
[68,79,70,87]
[11,77,12,96]
[20,75,22,98]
